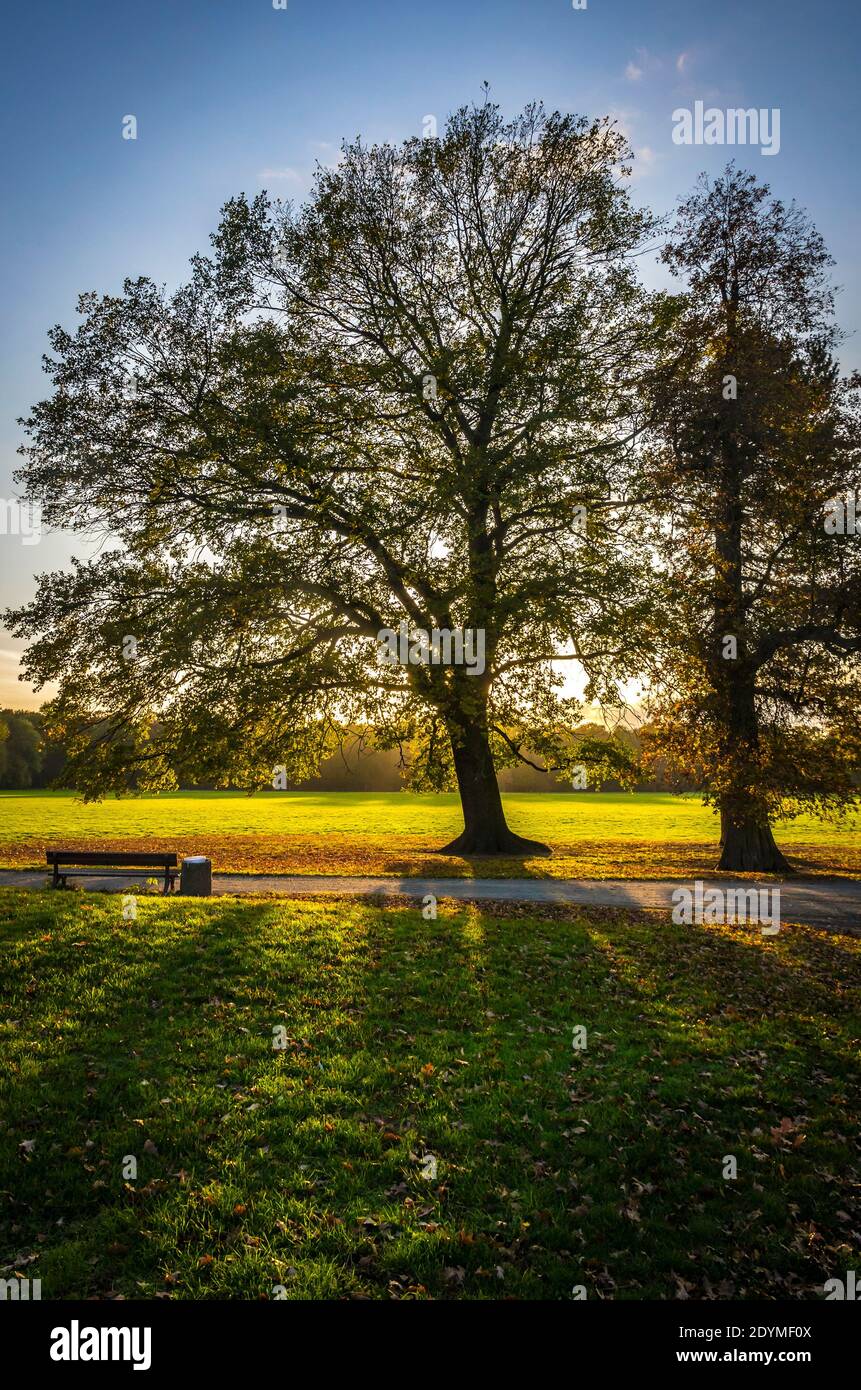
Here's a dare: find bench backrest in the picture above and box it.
[46,852,178,867]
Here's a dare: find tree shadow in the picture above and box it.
[0,893,278,1292]
[1,891,857,1300]
[380,848,557,880]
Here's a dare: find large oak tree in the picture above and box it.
[8,101,656,855]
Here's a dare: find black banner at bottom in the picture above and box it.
[1,1296,856,1376]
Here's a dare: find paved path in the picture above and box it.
[1,869,859,932]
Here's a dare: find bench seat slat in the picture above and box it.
[53,868,175,877]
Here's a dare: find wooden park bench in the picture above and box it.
[46,851,178,895]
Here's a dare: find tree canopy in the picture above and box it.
[10,99,657,853]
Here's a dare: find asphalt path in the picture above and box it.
[1,869,858,932]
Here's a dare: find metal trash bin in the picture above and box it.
[181,856,212,896]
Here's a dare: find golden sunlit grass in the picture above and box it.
[0,833,857,879]
[1,791,857,878]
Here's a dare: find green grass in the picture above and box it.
[0,790,858,879]
[2,788,857,844]
[1,889,858,1300]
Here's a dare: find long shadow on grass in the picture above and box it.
[534,911,861,1299]
[0,892,293,1295]
[0,891,500,1300]
[0,892,857,1300]
[379,849,557,880]
[342,905,860,1299]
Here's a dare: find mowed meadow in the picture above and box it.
[1,889,858,1300]
[1,790,859,879]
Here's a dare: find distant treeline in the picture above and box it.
[0,710,67,789]
[285,724,682,793]
[0,710,687,793]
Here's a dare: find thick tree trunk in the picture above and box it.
[711,447,790,873]
[712,666,792,872]
[437,715,551,857]
[708,347,793,875]
[717,809,791,873]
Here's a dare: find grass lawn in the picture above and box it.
[1,790,858,878]
[1,888,858,1300]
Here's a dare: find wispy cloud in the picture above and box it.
[630,145,658,181]
[626,47,695,83]
[259,144,341,188]
[606,111,660,181]
[607,108,636,147]
[625,48,660,82]
[258,166,303,182]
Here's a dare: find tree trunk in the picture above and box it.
[437,715,551,857]
[711,448,790,873]
[717,809,791,873]
[707,340,792,875]
[711,663,792,872]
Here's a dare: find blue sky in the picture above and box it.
[1,0,859,705]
